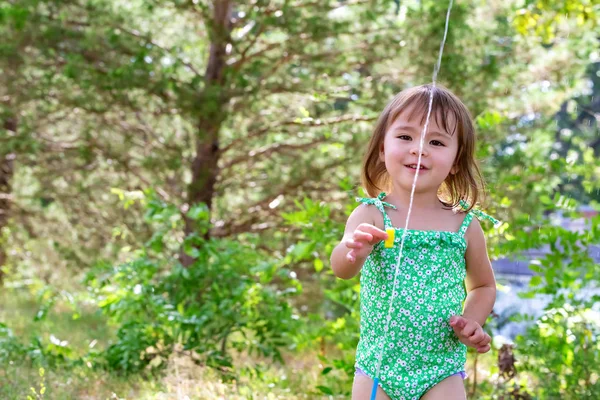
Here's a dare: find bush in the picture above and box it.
[86,192,301,376]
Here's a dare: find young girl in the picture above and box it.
[330,84,497,400]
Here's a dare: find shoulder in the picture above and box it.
[464,215,484,247]
[449,208,469,229]
[442,207,471,233]
[345,202,385,231]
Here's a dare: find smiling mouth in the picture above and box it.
[405,164,428,170]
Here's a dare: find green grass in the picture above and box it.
[0,288,114,355]
[0,363,158,400]
[0,287,337,399]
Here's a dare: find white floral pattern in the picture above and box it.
[355,193,474,400]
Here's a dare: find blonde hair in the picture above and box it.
[361,84,485,211]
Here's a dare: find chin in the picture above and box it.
[395,180,434,193]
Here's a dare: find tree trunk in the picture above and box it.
[180,0,233,267]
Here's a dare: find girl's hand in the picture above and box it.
[449,316,491,353]
[344,223,389,263]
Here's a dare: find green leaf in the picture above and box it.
[521,289,539,299]
[289,242,316,261]
[314,258,324,273]
[316,385,334,395]
[540,195,552,205]
[530,275,542,286]
[186,203,209,221]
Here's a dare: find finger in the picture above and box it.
[469,330,485,344]
[449,316,467,330]
[353,231,374,243]
[344,239,363,250]
[474,334,491,347]
[470,331,490,346]
[476,344,491,353]
[346,249,356,263]
[357,224,389,241]
[461,321,478,338]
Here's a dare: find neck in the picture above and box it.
[386,187,443,210]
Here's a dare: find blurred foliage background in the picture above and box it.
[1,0,599,398]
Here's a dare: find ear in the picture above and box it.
[379,142,385,163]
[450,164,459,175]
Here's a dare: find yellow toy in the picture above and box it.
[384,228,395,248]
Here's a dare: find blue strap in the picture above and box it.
[370,377,379,400]
[356,192,396,229]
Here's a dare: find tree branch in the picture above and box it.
[229,41,280,69]
[220,114,377,153]
[221,136,328,170]
[230,22,267,71]
[212,157,350,237]
[263,0,371,15]
[117,26,203,77]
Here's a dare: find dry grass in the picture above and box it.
[0,287,341,399]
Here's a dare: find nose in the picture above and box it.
[410,144,429,157]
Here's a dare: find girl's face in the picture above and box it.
[379,104,459,194]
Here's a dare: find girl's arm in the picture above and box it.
[462,218,497,327]
[330,204,386,279]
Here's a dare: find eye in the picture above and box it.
[430,140,445,147]
[397,135,412,141]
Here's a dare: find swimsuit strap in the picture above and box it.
[458,212,475,236]
[356,192,396,230]
[458,200,502,235]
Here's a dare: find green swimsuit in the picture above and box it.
[355,193,480,400]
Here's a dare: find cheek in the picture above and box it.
[384,141,404,158]
[438,145,458,159]
[384,149,403,166]
[439,149,456,162]
[381,138,394,159]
